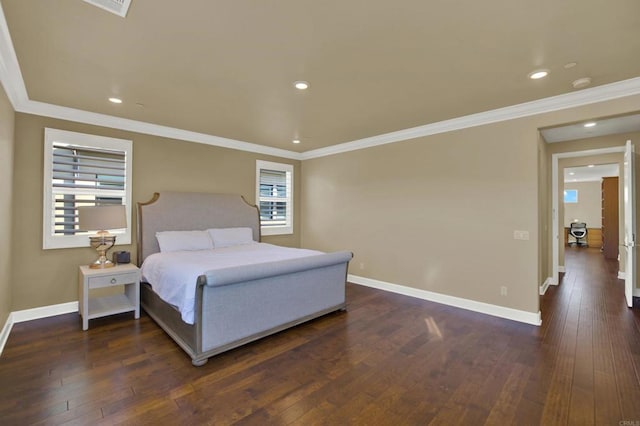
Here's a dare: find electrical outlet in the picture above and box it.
[359,262,365,270]
[513,230,530,240]
[500,286,508,296]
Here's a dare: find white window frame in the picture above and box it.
[256,160,294,236]
[43,128,133,249]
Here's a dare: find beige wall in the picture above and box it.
[302,120,540,313]
[11,113,301,311]
[0,86,14,325]
[564,181,604,228]
[302,94,640,316]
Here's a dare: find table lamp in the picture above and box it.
[78,205,126,269]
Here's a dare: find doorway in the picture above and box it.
[551,147,625,286]
[563,164,619,257]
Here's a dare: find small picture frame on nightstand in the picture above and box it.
[113,250,131,264]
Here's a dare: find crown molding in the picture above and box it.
[301,77,640,160]
[18,100,302,160]
[0,1,28,108]
[1,1,639,162]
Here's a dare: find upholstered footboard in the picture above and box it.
[142,251,352,366]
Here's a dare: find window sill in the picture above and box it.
[261,227,293,237]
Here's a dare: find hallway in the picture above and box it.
[539,247,640,423]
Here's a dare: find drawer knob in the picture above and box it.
[110,278,117,284]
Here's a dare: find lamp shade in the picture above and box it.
[78,205,126,232]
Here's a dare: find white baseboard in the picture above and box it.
[558,265,566,273]
[11,301,78,323]
[0,301,78,356]
[616,272,640,297]
[616,273,640,298]
[0,313,13,357]
[540,277,553,295]
[348,274,542,326]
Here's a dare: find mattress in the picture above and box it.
[140,243,323,324]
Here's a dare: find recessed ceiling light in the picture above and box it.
[292,139,301,144]
[572,77,592,89]
[569,172,575,175]
[588,164,595,168]
[528,69,549,80]
[564,62,577,69]
[584,122,597,128]
[108,97,122,104]
[294,81,309,90]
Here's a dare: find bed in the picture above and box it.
[137,191,352,366]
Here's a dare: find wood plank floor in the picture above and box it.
[1,247,639,425]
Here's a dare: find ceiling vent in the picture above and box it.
[83,0,132,18]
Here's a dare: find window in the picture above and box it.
[564,189,578,203]
[43,128,132,249]
[256,160,293,235]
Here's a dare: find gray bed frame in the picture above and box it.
[137,191,352,366]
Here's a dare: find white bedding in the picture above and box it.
[140,243,323,324]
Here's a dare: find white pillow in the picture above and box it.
[156,230,213,252]
[208,227,255,248]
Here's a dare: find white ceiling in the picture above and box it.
[564,164,619,183]
[1,0,640,156]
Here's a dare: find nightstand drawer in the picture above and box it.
[88,272,139,288]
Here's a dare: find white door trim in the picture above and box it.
[623,140,636,307]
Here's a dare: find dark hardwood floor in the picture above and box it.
[1,248,640,425]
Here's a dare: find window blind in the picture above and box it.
[51,143,126,235]
[259,168,290,228]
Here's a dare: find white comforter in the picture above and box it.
[140,243,322,324]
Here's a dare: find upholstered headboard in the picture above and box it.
[137,192,260,264]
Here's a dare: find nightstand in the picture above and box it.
[78,263,140,330]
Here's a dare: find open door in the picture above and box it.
[623,140,635,308]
